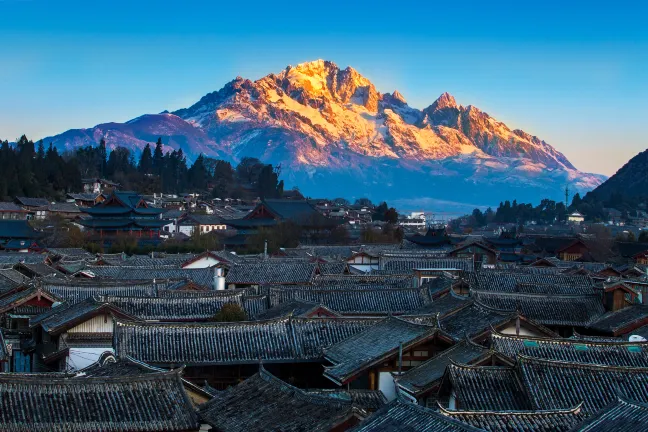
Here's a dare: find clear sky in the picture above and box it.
[1,0,646,176]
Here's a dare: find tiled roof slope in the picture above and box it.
[100,293,244,321]
[382,258,475,273]
[439,302,515,341]
[491,332,648,367]
[587,305,648,335]
[445,363,532,411]
[197,367,358,432]
[0,371,198,432]
[351,399,483,431]
[570,398,648,431]
[472,291,605,327]
[518,355,648,416]
[469,272,595,295]
[114,316,378,366]
[85,266,214,287]
[225,261,316,284]
[396,340,490,397]
[324,317,441,384]
[269,286,431,315]
[438,404,584,432]
[305,389,387,411]
[312,274,416,288]
[41,278,161,304]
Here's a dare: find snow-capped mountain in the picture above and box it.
[41,59,605,206]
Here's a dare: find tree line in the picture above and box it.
[0,136,284,200]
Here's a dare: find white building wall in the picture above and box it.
[68,314,113,333]
[183,256,221,269]
[66,347,113,371]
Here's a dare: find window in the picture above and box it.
[523,340,539,348]
[413,351,428,357]
[574,344,589,351]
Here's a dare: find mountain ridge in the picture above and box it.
[39,59,605,205]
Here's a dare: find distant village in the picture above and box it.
[0,174,646,430]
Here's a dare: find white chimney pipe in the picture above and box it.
[213,267,225,290]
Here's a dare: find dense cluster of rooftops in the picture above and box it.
[0,244,646,431]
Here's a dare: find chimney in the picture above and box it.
[213,267,225,291]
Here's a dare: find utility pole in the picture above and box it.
[565,184,570,208]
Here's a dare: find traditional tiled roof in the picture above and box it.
[396,339,491,397]
[469,272,596,295]
[197,367,360,432]
[100,253,196,267]
[292,317,381,359]
[587,305,648,335]
[0,220,38,240]
[570,398,648,431]
[471,291,605,327]
[352,399,482,431]
[312,274,416,288]
[316,261,347,275]
[491,332,648,367]
[14,196,50,207]
[324,317,443,384]
[35,298,138,334]
[382,258,475,273]
[225,262,316,285]
[100,294,244,321]
[46,247,95,259]
[437,404,584,432]
[0,202,26,212]
[440,302,515,341]
[0,268,29,293]
[255,298,338,320]
[0,252,45,265]
[114,316,378,366]
[305,389,387,411]
[46,202,81,213]
[444,362,532,411]
[15,262,63,278]
[40,278,161,304]
[0,370,198,431]
[242,294,270,318]
[303,245,355,259]
[86,266,214,287]
[269,286,431,315]
[77,355,214,401]
[518,355,648,416]
[411,292,472,316]
[0,287,60,314]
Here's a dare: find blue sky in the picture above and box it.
[1,0,646,176]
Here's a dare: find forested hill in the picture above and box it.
[0,135,284,201]
[586,149,648,201]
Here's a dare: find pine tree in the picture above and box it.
[138,144,153,174]
[98,138,107,178]
[153,138,164,175]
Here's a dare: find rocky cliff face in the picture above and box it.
[41,59,605,205]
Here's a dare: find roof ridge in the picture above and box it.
[436,401,584,416]
[517,353,648,371]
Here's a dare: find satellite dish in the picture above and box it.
[629,335,647,342]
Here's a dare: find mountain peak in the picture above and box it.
[391,90,407,104]
[432,92,458,110]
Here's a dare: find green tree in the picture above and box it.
[138,143,153,174]
[187,154,209,190]
[384,207,399,224]
[212,303,247,322]
[153,138,164,174]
